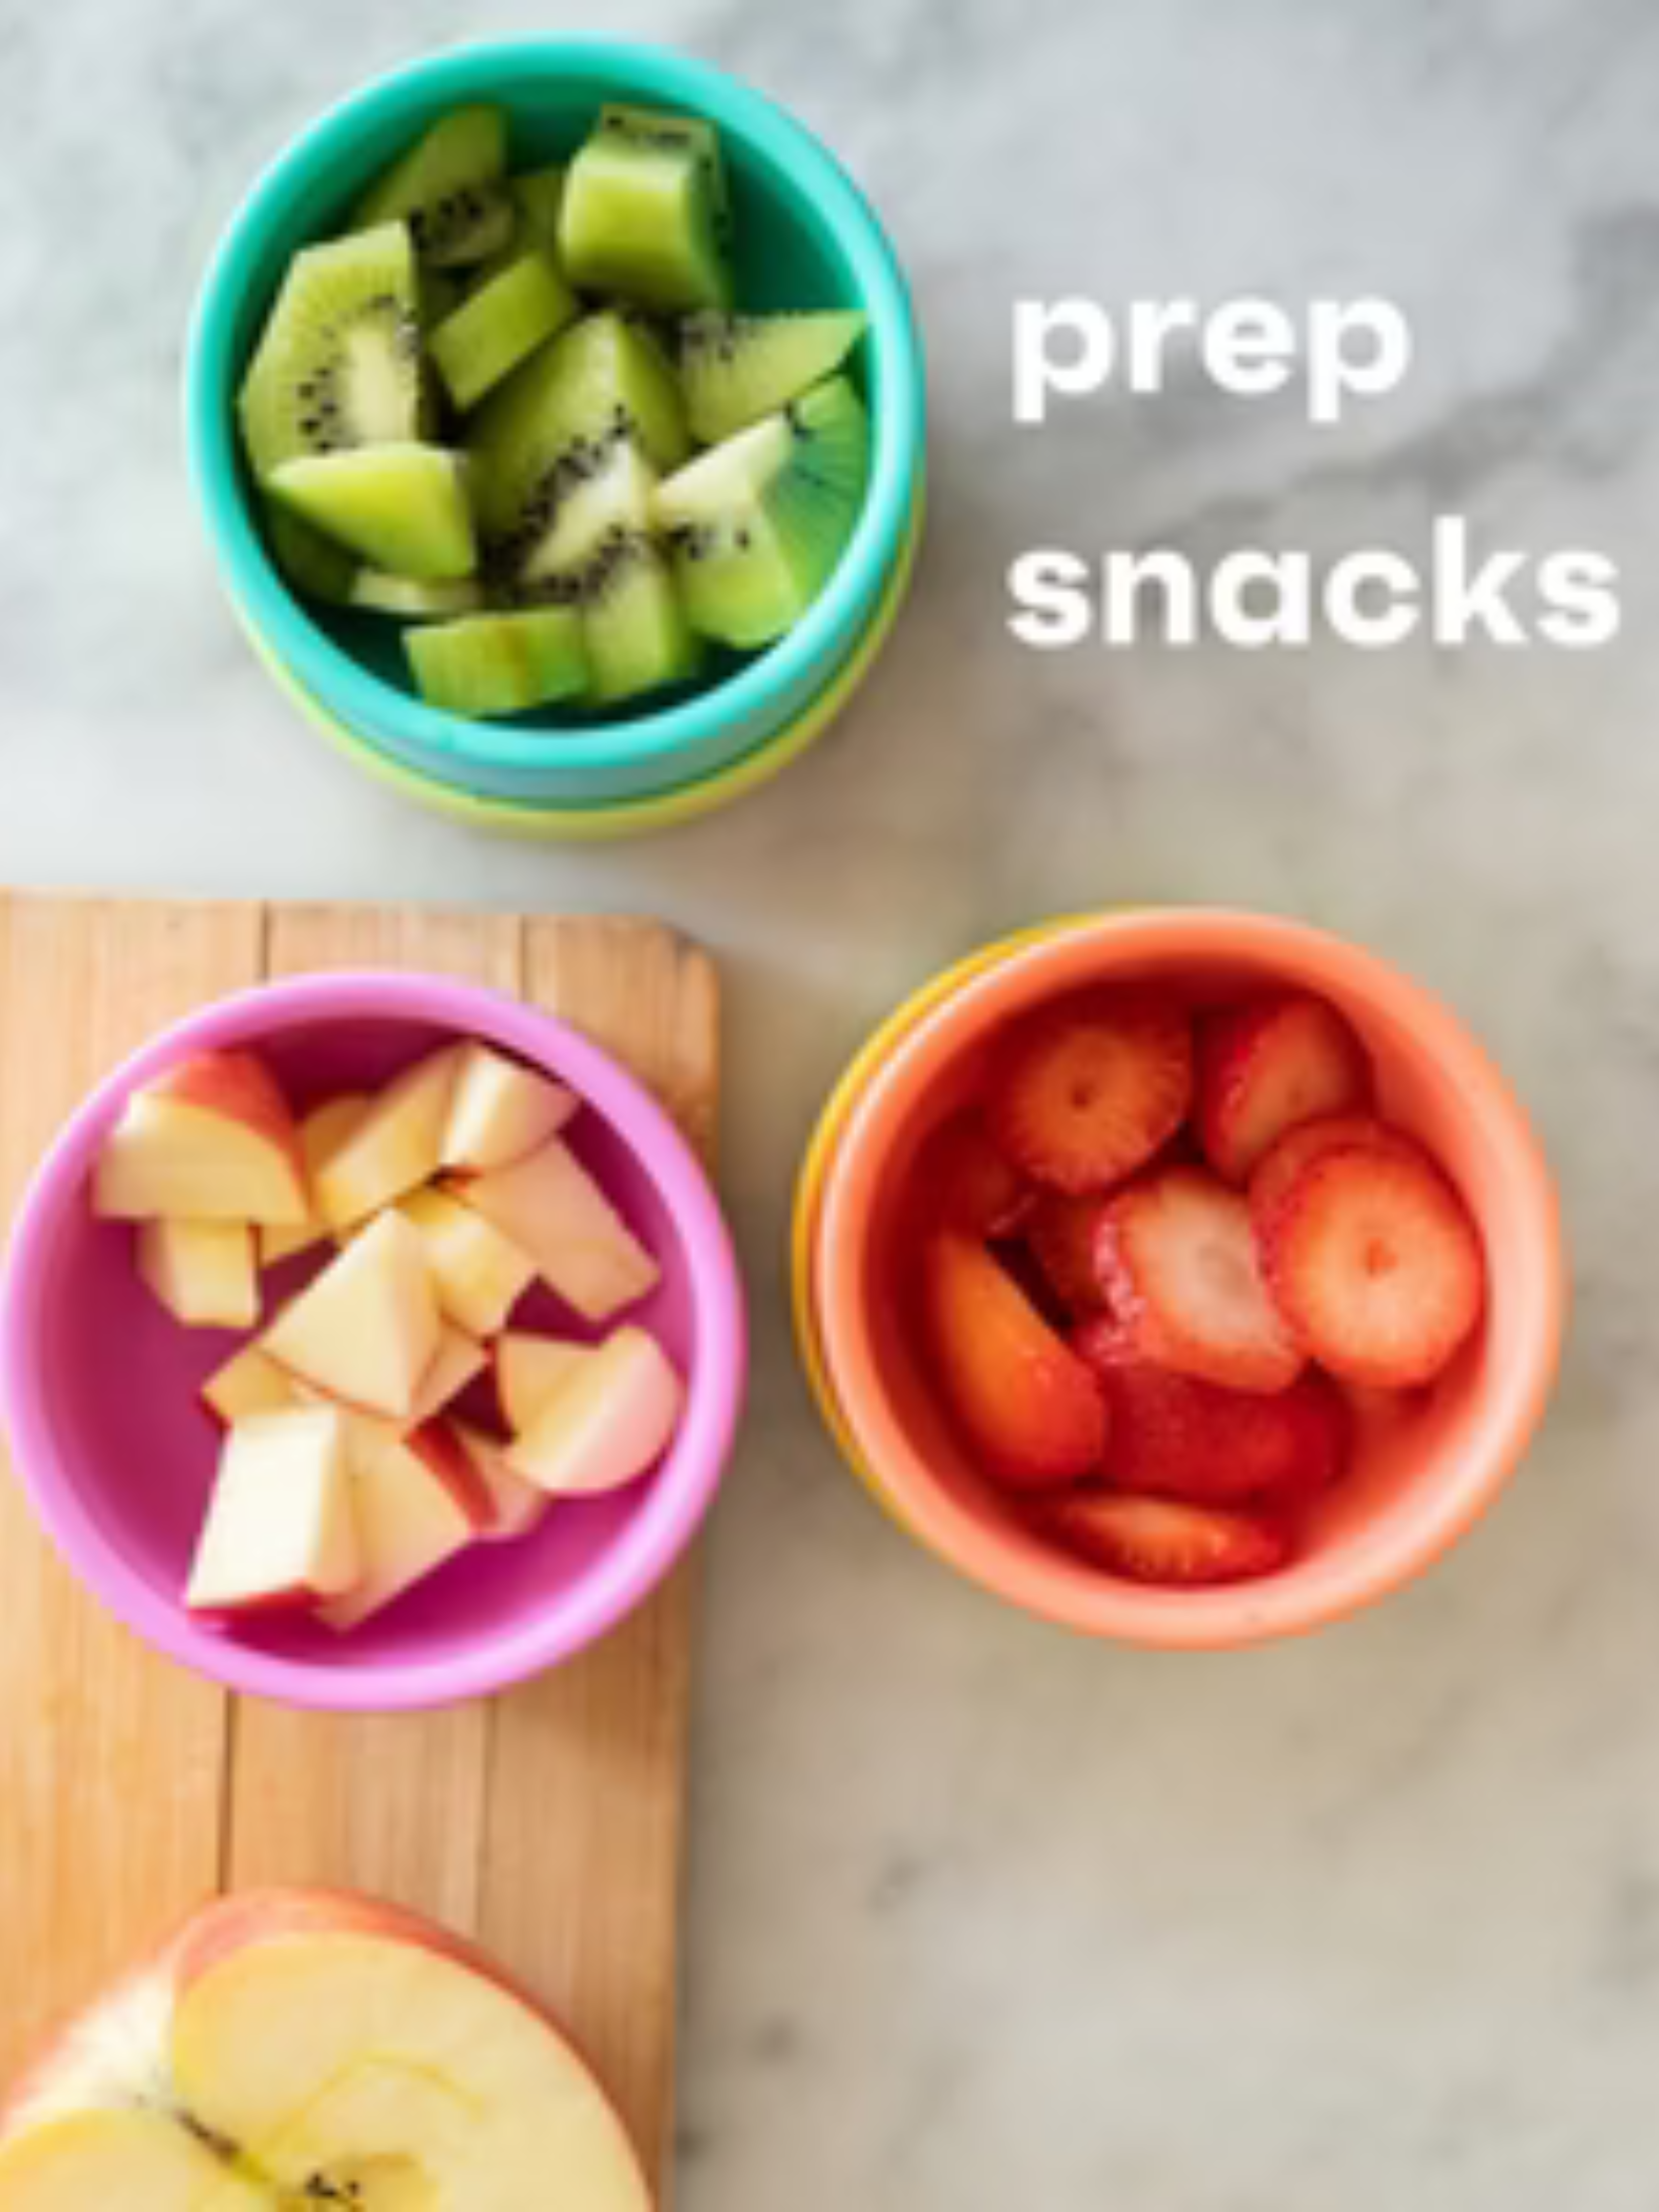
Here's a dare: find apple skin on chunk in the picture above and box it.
[507,1325,685,1498]
[261,1211,442,1420]
[452,1418,554,1540]
[494,1329,596,1433]
[185,1408,359,1616]
[137,1219,261,1330]
[313,1046,463,1234]
[93,1053,308,1227]
[454,1138,661,1322]
[440,1041,578,1173]
[318,1420,494,1632]
[0,1890,652,2212]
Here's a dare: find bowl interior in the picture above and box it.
[17,999,714,1691]
[196,41,918,780]
[817,917,1561,1641]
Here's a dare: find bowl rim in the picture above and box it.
[804,908,1567,1649]
[183,36,925,783]
[0,969,747,1710]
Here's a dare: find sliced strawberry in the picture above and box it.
[1038,1491,1291,1585]
[1073,1351,1350,1506]
[911,1109,1031,1237]
[1025,1191,1113,1316]
[1248,1112,1411,1224]
[1095,1165,1304,1392]
[1196,993,1371,1184]
[920,1233,1108,1488]
[987,989,1192,1195]
[1259,1141,1486,1387]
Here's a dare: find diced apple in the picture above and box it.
[495,1331,596,1433]
[396,1185,536,1338]
[506,1324,685,1497]
[185,1408,359,1615]
[261,1093,370,1267]
[261,1210,441,1419]
[454,1139,660,1322]
[318,1420,493,1632]
[201,1344,300,1427]
[313,1047,463,1233]
[137,1220,260,1330]
[93,1052,308,1226]
[452,1419,553,1541]
[301,1323,488,1466]
[441,1043,578,1173]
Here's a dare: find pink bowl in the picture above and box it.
[0,971,746,1710]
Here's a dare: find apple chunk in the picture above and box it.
[318,1420,493,1632]
[453,1419,552,1541]
[302,1323,488,1468]
[507,1325,685,1497]
[93,1053,307,1226]
[261,1211,441,1420]
[313,1046,462,1233]
[455,1139,660,1322]
[202,1345,299,1427]
[441,1041,577,1172]
[396,1183,536,1338]
[495,1330,596,1433]
[137,1219,260,1330]
[261,1093,370,1267]
[0,1891,651,2212]
[185,1408,359,1615]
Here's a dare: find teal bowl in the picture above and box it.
[185,38,926,806]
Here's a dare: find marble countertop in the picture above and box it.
[7,0,1659,2202]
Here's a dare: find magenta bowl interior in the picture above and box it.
[0,971,746,1711]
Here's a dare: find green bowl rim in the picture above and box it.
[184,37,926,782]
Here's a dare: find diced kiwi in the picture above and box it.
[267,444,477,581]
[564,533,701,705]
[406,607,588,717]
[516,434,659,593]
[350,106,514,267]
[238,223,423,481]
[676,310,867,443]
[349,571,483,618]
[560,103,734,313]
[466,311,690,544]
[429,250,579,411]
[264,504,357,604]
[653,375,870,647]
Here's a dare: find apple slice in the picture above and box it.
[313,1045,463,1233]
[93,1053,307,1226]
[507,1324,684,1497]
[441,1041,578,1172]
[452,1418,554,1540]
[261,1210,441,1419]
[0,1890,651,2212]
[201,1344,300,1427]
[303,1324,489,1466]
[494,1330,596,1433]
[185,1408,359,1615]
[319,1420,493,1632]
[261,1093,370,1267]
[137,1219,260,1330]
[396,1184,537,1337]
[454,1139,660,1322]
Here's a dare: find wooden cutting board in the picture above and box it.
[0,891,718,2199]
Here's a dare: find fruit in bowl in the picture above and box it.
[912,986,1487,1588]
[241,99,873,716]
[92,1035,686,1634]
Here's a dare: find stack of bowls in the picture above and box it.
[794,909,1566,1650]
[185,41,926,840]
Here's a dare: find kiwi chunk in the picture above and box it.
[349,571,482,618]
[407,607,588,717]
[653,374,870,647]
[560,104,734,313]
[466,311,690,544]
[351,106,514,267]
[268,443,477,581]
[677,310,868,443]
[239,223,422,482]
[515,434,659,593]
[430,250,579,411]
[567,533,700,705]
[264,504,357,604]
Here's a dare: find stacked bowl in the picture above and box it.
[185,41,926,840]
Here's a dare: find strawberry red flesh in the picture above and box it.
[1025,1190,1113,1316]
[1197,993,1371,1184]
[910,1109,1032,1238]
[1074,1347,1350,1505]
[1037,1490,1291,1585]
[987,989,1192,1195]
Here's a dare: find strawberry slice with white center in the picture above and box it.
[1248,1111,1412,1225]
[986,989,1192,1194]
[1095,1165,1304,1392]
[1037,1491,1290,1585]
[1259,1139,1486,1387]
[1196,993,1371,1184]
[920,1233,1108,1488]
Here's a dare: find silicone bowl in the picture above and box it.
[801,911,1565,1649]
[0,972,747,1710]
[185,39,926,806]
